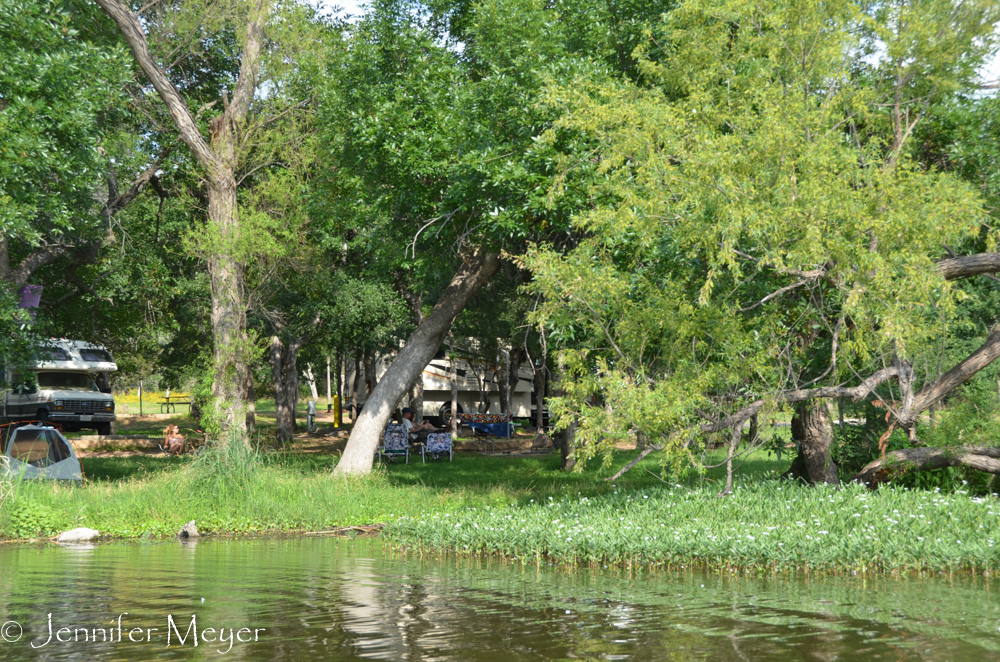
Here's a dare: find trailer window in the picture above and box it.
[37,372,98,391]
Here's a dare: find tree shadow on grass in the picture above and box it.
[376,447,793,497]
[81,455,191,482]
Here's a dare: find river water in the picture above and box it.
[0,537,998,660]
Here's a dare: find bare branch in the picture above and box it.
[94,0,216,169]
[853,445,1000,486]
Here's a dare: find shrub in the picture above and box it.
[3,499,61,539]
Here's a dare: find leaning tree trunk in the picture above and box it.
[787,401,838,484]
[269,335,305,444]
[333,251,501,477]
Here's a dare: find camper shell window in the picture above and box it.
[79,349,113,363]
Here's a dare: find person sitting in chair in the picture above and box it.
[401,407,434,444]
[162,424,186,455]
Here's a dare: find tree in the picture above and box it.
[525,0,1000,489]
[0,0,145,296]
[92,0,336,439]
[93,0,270,439]
[318,0,596,476]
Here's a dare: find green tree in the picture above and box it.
[319,0,601,475]
[525,0,1000,489]
[92,0,336,440]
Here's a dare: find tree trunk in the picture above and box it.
[789,402,838,484]
[363,351,376,397]
[336,349,343,410]
[333,251,501,477]
[560,416,577,471]
[403,289,424,422]
[747,413,759,444]
[533,365,547,430]
[853,445,1000,487]
[207,174,251,438]
[245,379,256,431]
[478,364,491,412]
[721,425,742,495]
[411,377,424,424]
[496,347,524,416]
[450,336,459,437]
[304,363,319,401]
[269,335,304,444]
[350,355,360,419]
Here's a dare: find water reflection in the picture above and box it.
[0,538,997,660]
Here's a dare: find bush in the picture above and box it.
[831,423,881,477]
[3,499,61,539]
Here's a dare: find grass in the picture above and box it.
[1,443,997,574]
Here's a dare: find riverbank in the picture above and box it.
[2,449,998,573]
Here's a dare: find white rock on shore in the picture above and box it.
[56,528,100,543]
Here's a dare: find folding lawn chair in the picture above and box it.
[421,432,453,463]
[378,424,410,464]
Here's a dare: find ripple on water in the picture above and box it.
[0,538,997,660]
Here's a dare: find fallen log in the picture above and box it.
[852,446,1000,487]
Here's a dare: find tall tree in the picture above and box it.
[319,0,595,475]
[93,0,333,438]
[525,0,1000,487]
[93,0,270,438]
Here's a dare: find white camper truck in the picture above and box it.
[2,339,117,434]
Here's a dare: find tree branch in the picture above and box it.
[93,0,217,170]
[852,445,1000,487]
[905,327,1000,422]
[699,365,903,434]
[937,252,1000,280]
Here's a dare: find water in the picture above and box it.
[0,537,999,660]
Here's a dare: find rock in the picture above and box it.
[57,528,100,543]
[177,520,200,539]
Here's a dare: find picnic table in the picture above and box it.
[159,394,191,414]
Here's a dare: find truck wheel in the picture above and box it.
[96,422,112,436]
